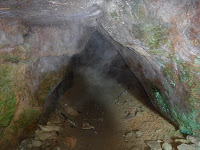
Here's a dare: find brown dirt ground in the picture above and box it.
[19,67,184,150]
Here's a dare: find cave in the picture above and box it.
[0,1,199,150]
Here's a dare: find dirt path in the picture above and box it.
[19,67,185,150]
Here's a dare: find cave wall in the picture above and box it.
[0,19,95,148]
[0,0,199,146]
[98,0,200,136]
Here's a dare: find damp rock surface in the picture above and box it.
[98,0,200,136]
[0,0,199,148]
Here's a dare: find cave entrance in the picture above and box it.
[19,31,180,150]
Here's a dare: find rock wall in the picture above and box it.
[98,0,200,136]
[0,19,94,148]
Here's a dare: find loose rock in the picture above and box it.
[32,141,42,147]
[65,136,77,149]
[125,112,136,119]
[155,129,162,133]
[135,111,143,117]
[162,142,172,150]
[124,132,133,138]
[82,122,95,130]
[64,106,79,116]
[135,131,143,137]
[39,125,60,132]
[174,139,190,144]
[35,130,58,141]
[145,140,162,150]
[177,144,198,150]
[187,135,200,146]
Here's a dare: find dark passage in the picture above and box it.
[19,31,181,150]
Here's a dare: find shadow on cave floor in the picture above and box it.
[18,31,184,150]
[49,67,181,150]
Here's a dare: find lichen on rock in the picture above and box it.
[15,109,41,128]
[0,64,26,127]
[99,0,200,137]
[31,67,67,106]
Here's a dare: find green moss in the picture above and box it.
[149,49,165,55]
[180,127,193,135]
[130,0,146,20]
[163,65,178,88]
[150,84,171,115]
[13,45,30,60]
[0,45,29,63]
[162,54,200,136]
[124,0,200,137]
[194,57,200,65]
[110,12,119,19]
[16,109,41,128]
[130,21,169,52]
[31,68,66,106]
[1,125,18,142]
[0,129,4,138]
[150,82,200,135]
[38,70,65,102]
[142,23,168,49]
[0,99,16,127]
[169,130,184,138]
[138,5,146,19]
[0,65,16,127]
[9,125,18,134]
[173,108,200,136]
[0,53,20,63]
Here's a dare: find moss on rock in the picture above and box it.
[141,22,168,49]
[0,65,16,127]
[15,109,41,128]
[31,68,66,106]
[0,45,30,64]
[0,63,26,128]
[150,84,170,114]
[162,55,200,136]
